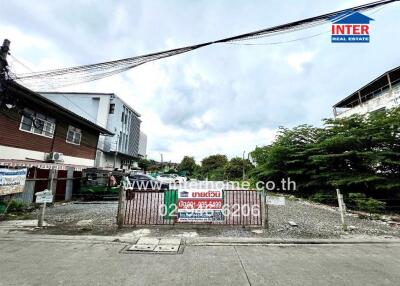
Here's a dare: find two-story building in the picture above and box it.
[0,80,113,202]
[0,82,113,166]
[333,66,400,118]
[39,92,146,170]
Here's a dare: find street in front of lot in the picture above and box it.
[0,235,399,286]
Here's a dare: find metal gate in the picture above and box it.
[117,188,265,227]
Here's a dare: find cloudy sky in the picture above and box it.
[1,0,399,163]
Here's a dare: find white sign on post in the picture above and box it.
[266,196,285,206]
[35,189,53,203]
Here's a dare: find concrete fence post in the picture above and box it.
[336,189,347,231]
[117,184,126,229]
[261,189,268,229]
[65,167,74,201]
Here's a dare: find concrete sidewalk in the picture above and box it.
[0,234,399,286]
[1,231,400,246]
[2,219,400,245]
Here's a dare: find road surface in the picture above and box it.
[0,236,399,285]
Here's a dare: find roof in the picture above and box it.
[331,11,374,24]
[333,65,400,108]
[39,91,141,117]
[0,159,89,171]
[8,81,114,135]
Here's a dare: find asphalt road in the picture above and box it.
[0,237,399,286]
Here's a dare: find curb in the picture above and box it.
[184,237,400,245]
[1,232,400,246]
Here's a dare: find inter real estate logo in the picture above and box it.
[331,10,374,43]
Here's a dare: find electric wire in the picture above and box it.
[9,0,397,90]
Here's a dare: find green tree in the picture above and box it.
[178,156,197,175]
[138,158,151,172]
[201,154,228,180]
[250,107,400,211]
[225,157,254,180]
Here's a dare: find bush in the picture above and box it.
[6,200,29,213]
[0,202,6,214]
[310,192,336,204]
[348,193,386,213]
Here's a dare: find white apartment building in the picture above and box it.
[40,92,147,169]
[333,66,400,118]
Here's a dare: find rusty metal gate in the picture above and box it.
[117,188,265,228]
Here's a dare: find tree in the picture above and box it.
[138,158,152,172]
[250,107,400,211]
[178,156,197,175]
[139,159,161,172]
[225,157,254,180]
[251,125,320,194]
[201,154,228,180]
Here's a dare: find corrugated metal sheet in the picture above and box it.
[12,181,35,203]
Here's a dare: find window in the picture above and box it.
[66,126,82,145]
[19,108,56,138]
[109,103,115,114]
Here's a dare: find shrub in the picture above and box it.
[310,191,336,204]
[348,193,386,213]
[6,200,29,213]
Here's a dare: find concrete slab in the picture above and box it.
[136,237,159,245]
[159,238,181,245]
[0,220,52,228]
[121,228,151,238]
[76,219,93,226]
[127,244,156,252]
[172,231,198,238]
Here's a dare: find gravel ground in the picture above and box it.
[31,198,400,238]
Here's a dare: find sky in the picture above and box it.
[1,0,399,163]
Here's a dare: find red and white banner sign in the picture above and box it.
[178,189,222,199]
[177,188,223,222]
[178,199,222,210]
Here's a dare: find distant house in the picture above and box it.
[333,66,400,118]
[39,92,145,170]
[0,81,113,202]
[0,82,113,166]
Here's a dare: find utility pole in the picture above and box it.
[242,150,246,180]
[113,135,119,169]
[0,39,10,80]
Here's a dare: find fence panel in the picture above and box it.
[120,188,263,227]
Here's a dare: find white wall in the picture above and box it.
[138,131,147,157]
[0,145,94,167]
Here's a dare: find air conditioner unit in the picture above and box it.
[47,152,64,162]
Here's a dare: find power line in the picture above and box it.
[227,5,388,46]
[9,0,398,90]
[9,54,101,125]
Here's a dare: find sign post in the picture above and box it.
[35,189,53,227]
[264,195,286,229]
